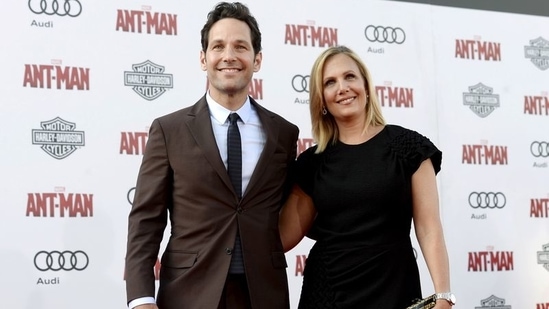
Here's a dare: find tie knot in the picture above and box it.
[228,113,240,125]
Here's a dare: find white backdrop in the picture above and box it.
[1,0,548,308]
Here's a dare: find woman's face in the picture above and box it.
[321,53,368,122]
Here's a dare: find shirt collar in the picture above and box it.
[206,91,252,125]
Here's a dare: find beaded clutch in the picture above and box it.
[405,294,436,309]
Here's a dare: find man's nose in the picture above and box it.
[222,48,237,61]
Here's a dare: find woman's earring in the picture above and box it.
[322,107,327,115]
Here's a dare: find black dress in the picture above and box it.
[295,125,442,309]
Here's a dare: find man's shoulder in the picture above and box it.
[156,98,206,123]
[253,103,298,130]
[272,111,298,128]
[158,106,191,121]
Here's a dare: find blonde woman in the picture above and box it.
[280,45,454,309]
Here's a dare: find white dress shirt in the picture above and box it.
[207,92,266,195]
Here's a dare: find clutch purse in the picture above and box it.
[405,294,436,309]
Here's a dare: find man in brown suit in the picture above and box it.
[124,2,298,309]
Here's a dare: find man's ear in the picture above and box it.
[253,51,262,72]
[200,50,207,71]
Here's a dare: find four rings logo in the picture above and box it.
[127,187,135,206]
[28,0,82,17]
[364,25,406,44]
[34,250,89,271]
[292,75,309,93]
[468,192,506,209]
[530,141,549,157]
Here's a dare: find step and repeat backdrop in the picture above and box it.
[1,0,548,308]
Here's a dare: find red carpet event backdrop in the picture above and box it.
[1,0,548,308]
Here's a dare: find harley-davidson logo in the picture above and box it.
[525,37,549,71]
[32,117,85,159]
[462,83,500,118]
[124,60,173,100]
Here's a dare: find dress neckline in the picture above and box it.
[337,125,387,147]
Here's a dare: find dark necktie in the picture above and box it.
[227,113,242,198]
[227,113,244,273]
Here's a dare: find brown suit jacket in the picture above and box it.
[125,96,299,309]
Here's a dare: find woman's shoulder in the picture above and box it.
[384,124,442,173]
[383,124,433,144]
[384,124,419,136]
[297,144,319,161]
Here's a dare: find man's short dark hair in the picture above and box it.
[200,2,262,55]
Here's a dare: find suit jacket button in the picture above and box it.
[225,248,232,255]
[237,207,243,214]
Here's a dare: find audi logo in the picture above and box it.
[468,192,506,209]
[364,25,406,44]
[291,75,310,93]
[28,0,82,17]
[127,187,135,206]
[34,250,89,271]
[530,141,549,158]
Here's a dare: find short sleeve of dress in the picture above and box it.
[294,146,319,196]
[388,126,442,175]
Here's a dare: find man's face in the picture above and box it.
[200,18,262,99]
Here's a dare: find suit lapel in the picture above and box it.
[242,99,279,203]
[185,96,281,204]
[185,96,235,197]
